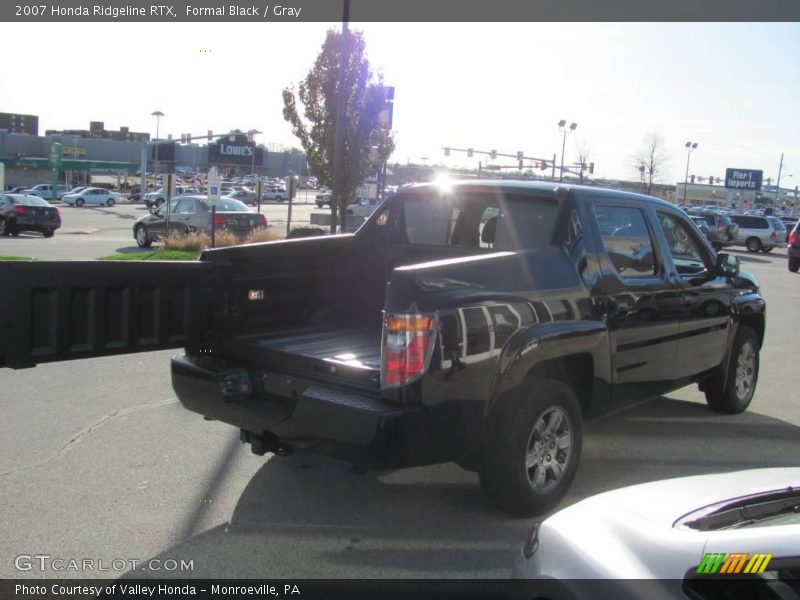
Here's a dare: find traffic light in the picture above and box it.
[691,175,695,183]
[540,161,547,171]
[467,148,473,158]
[519,159,523,170]
[444,147,450,156]
[709,176,715,185]
[207,130,213,141]
[490,150,497,160]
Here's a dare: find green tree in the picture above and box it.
[283,28,394,232]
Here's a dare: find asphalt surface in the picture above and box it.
[0,237,798,579]
[0,191,326,260]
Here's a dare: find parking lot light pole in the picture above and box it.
[683,141,698,206]
[151,111,164,188]
[558,120,577,182]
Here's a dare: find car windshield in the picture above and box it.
[10,195,51,206]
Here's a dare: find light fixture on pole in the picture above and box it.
[558,120,577,182]
[682,141,698,206]
[151,110,164,186]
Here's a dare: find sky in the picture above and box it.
[2,22,799,185]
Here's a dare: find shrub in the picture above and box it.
[210,230,239,247]
[162,231,211,252]
[287,226,327,239]
[244,229,282,244]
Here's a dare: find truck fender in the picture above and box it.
[489,320,609,416]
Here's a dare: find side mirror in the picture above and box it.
[716,253,739,277]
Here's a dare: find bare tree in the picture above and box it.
[575,139,592,183]
[630,132,669,195]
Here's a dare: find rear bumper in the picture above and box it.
[171,353,448,468]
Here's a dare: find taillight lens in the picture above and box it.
[770,231,777,240]
[55,208,61,217]
[382,312,437,388]
[259,214,267,227]
[14,205,26,214]
[790,232,798,246]
[213,214,226,226]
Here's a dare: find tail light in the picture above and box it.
[213,214,227,226]
[14,205,27,214]
[55,208,61,217]
[790,232,798,246]
[381,312,437,388]
[770,231,777,240]
[259,214,268,227]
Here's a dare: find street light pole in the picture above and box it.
[151,111,164,189]
[558,120,577,182]
[774,152,784,209]
[682,141,698,206]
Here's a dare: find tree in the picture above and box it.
[282,29,394,233]
[630,132,669,195]
[575,139,592,184]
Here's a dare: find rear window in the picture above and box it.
[212,198,250,212]
[768,217,786,231]
[10,195,51,207]
[398,190,559,250]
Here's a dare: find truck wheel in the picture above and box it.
[789,256,800,273]
[135,225,152,248]
[745,237,762,252]
[479,378,582,517]
[703,325,759,414]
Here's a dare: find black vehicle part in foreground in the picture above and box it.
[0,181,766,516]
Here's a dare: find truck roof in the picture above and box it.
[400,179,677,210]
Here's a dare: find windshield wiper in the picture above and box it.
[685,488,800,531]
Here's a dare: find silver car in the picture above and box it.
[513,468,800,598]
[729,214,784,253]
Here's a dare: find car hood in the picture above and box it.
[531,468,800,579]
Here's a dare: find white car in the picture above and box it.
[62,187,120,207]
[262,186,287,202]
[513,468,800,597]
[21,184,71,200]
[144,186,189,208]
[345,197,383,218]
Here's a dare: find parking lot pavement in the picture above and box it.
[0,247,797,579]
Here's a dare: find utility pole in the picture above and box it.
[774,152,784,208]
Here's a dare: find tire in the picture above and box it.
[76,198,85,207]
[0,217,8,236]
[135,225,152,248]
[703,325,759,414]
[107,198,115,207]
[760,246,772,253]
[43,229,54,238]
[478,378,583,516]
[316,202,324,208]
[789,256,800,273]
[745,237,762,252]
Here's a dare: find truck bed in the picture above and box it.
[228,326,383,390]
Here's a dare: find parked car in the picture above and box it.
[513,468,800,596]
[62,187,120,207]
[729,214,783,253]
[689,216,711,242]
[779,217,798,243]
[2,181,765,517]
[21,184,71,200]
[133,195,267,247]
[315,187,332,207]
[0,193,61,237]
[224,189,258,205]
[345,196,384,218]
[262,186,287,202]
[686,209,738,250]
[787,219,800,272]
[143,186,189,208]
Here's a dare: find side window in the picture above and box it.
[594,205,657,277]
[175,198,195,214]
[403,197,451,245]
[657,212,710,275]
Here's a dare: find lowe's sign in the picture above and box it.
[725,168,763,191]
[208,135,264,166]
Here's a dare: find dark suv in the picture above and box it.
[788,220,800,272]
[686,210,738,250]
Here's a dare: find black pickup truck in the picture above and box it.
[0,180,766,516]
